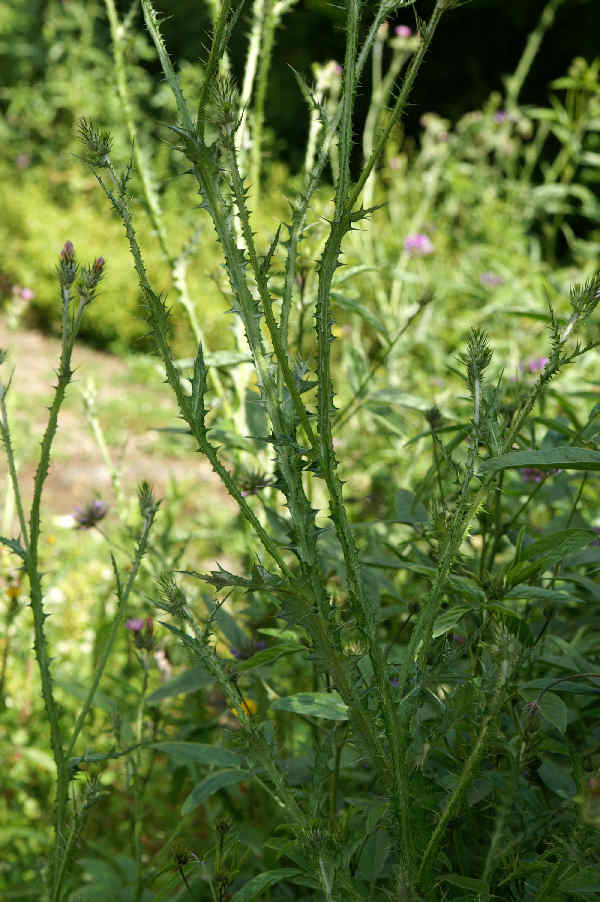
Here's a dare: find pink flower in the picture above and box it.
[20,288,34,301]
[527,356,549,373]
[495,110,509,123]
[404,233,433,256]
[126,618,145,632]
[395,25,412,38]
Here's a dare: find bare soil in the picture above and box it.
[0,316,232,521]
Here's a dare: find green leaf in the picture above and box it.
[181,770,249,815]
[521,529,597,562]
[236,643,304,671]
[230,869,301,902]
[356,830,391,882]
[560,867,600,894]
[0,535,26,559]
[146,665,210,703]
[505,585,574,604]
[151,742,244,767]
[438,874,486,891]
[332,292,388,337]
[480,446,600,474]
[394,489,429,526]
[432,605,472,638]
[271,691,349,721]
[537,759,576,798]
[538,691,568,734]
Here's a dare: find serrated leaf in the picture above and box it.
[521,529,597,562]
[151,742,244,767]
[146,665,210,703]
[0,535,26,559]
[236,643,304,671]
[394,489,429,526]
[480,446,600,474]
[271,691,348,720]
[230,868,301,902]
[432,605,472,638]
[181,770,249,815]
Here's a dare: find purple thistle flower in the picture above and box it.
[480,271,504,287]
[495,110,509,123]
[395,25,412,37]
[20,287,35,301]
[404,233,433,256]
[126,618,145,632]
[520,468,545,484]
[73,499,108,529]
[527,356,549,373]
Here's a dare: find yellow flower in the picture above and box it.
[230,697,257,718]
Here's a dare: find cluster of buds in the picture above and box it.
[126,616,155,651]
[77,256,105,307]
[58,241,105,305]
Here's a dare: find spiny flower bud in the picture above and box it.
[77,257,106,307]
[59,241,78,287]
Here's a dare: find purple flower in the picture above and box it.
[520,467,561,484]
[332,62,342,76]
[404,233,433,256]
[126,618,145,632]
[73,499,108,529]
[127,616,155,650]
[390,676,399,688]
[395,25,412,37]
[480,271,504,287]
[520,468,545,484]
[20,287,34,301]
[527,356,549,373]
[61,241,75,262]
[495,110,509,123]
[92,257,105,275]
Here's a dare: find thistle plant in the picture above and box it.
[4,1,600,900]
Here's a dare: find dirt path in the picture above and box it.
[0,316,233,522]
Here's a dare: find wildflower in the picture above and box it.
[404,233,433,256]
[332,62,342,76]
[527,356,549,373]
[73,499,108,529]
[480,271,504,287]
[520,468,545,484]
[520,467,561,484]
[395,25,412,37]
[126,618,145,632]
[230,697,257,718]
[127,616,155,650]
[20,288,34,301]
[494,110,509,123]
[390,676,399,689]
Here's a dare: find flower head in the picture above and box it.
[495,110,509,123]
[520,468,545,484]
[126,616,155,650]
[126,618,145,632]
[527,356,549,373]
[480,271,504,287]
[73,499,108,529]
[404,233,433,256]
[395,25,412,38]
[20,287,35,301]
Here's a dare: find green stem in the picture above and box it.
[506,0,565,106]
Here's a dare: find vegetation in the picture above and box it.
[1,1,600,900]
